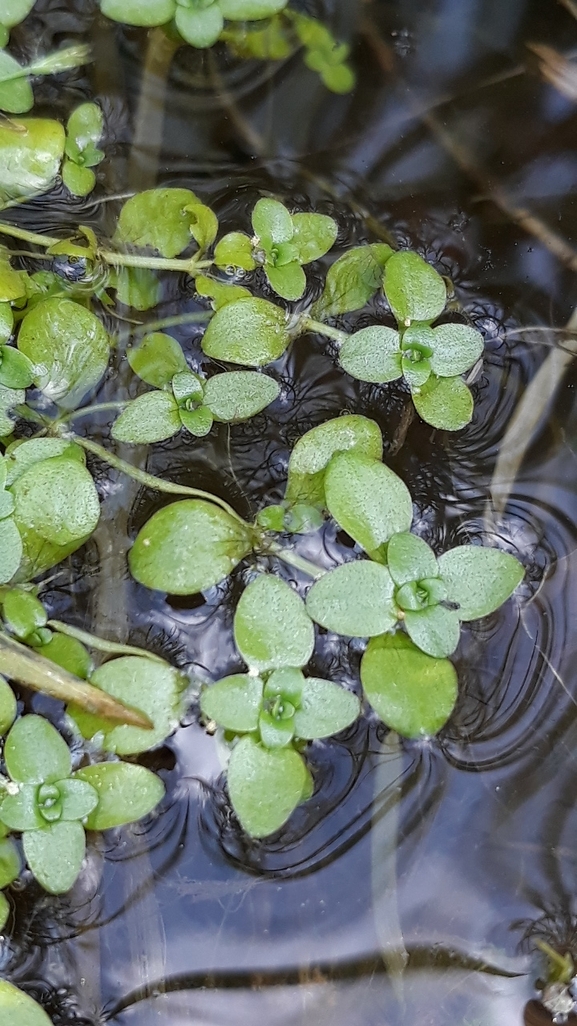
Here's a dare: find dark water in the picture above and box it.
[5,1,577,1023]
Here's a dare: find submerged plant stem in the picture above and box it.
[0,632,152,727]
[266,541,326,579]
[302,317,350,346]
[48,620,166,664]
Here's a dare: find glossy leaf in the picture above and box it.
[312,244,393,318]
[285,414,383,508]
[403,604,461,658]
[227,734,307,837]
[203,371,279,421]
[0,346,34,389]
[66,102,103,150]
[202,297,289,366]
[361,632,458,738]
[11,455,100,546]
[195,274,252,308]
[213,232,256,271]
[0,836,20,888]
[5,714,71,784]
[127,332,187,387]
[23,819,85,893]
[17,298,110,408]
[293,677,359,739]
[2,588,46,639]
[39,633,92,679]
[387,532,438,586]
[219,0,288,18]
[0,118,65,207]
[234,574,314,672]
[101,0,175,25]
[113,188,202,258]
[429,323,484,377]
[0,518,22,584]
[324,452,413,555]
[411,374,474,431]
[339,325,402,383]
[186,201,218,249]
[306,560,397,637]
[290,212,337,264]
[0,675,16,734]
[252,197,293,244]
[383,251,446,325]
[200,674,264,732]
[129,499,253,595]
[0,980,53,1025]
[70,655,186,754]
[75,762,165,830]
[62,160,95,197]
[0,51,33,114]
[437,545,524,621]
[112,391,181,444]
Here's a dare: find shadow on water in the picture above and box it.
[6,0,577,1023]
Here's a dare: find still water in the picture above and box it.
[5,0,577,1023]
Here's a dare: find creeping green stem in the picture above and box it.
[301,317,350,346]
[48,620,165,664]
[265,541,326,580]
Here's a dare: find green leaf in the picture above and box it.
[0,346,34,389]
[171,370,204,402]
[57,778,99,821]
[111,391,181,444]
[129,499,253,595]
[0,250,27,303]
[293,677,359,739]
[0,303,13,343]
[200,674,263,732]
[0,891,7,931]
[0,118,65,207]
[101,0,175,27]
[258,709,294,749]
[66,102,103,150]
[69,655,186,755]
[0,675,16,734]
[221,18,293,59]
[186,202,218,249]
[23,819,85,893]
[202,297,289,366]
[0,980,53,1025]
[234,574,314,672]
[219,0,288,18]
[265,260,306,301]
[0,51,33,115]
[312,244,393,318]
[338,326,402,384]
[403,604,461,658]
[383,251,447,325]
[5,715,71,784]
[361,632,458,738]
[110,267,161,311]
[61,160,96,197]
[203,371,279,421]
[227,734,307,838]
[39,633,92,679]
[306,560,397,637]
[213,232,256,271]
[0,836,20,888]
[127,332,187,387]
[195,275,251,308]
[113,188,202,258]
[285,414,383,508]
[0,383,23,437]
[411,374,473,431]
[387,532,438,586]
[318,61,355,94]
[74,762,165,830]
[252,197,293,244]
[428,323,484,377]
[11,455,100,546]
[324,452,413,555]
[290,213,337,264]
[437,545,524,622]
[179,405,213,436]
[0,783,44,831]
[264,667,304,705]
[17,297,110,409]
[5,437,84,486]
[175,3,223,46]
[0,518,21,584]
[2,588,46,639]
[2,0,37,29]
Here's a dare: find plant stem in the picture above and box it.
[69,434,250,526]
[0,632,153,727]
[301,317,350,346]
[0,222,59,247]
[265,541,326,579]
[48,620,165,664]
[132,311,212,334]
[59,401,128,424]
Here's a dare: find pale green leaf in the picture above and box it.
[5,437,84,486]
[0,783,44,831]
[0,303,13,343]
[361,632,458,738]
[186,202,219,248]
[0,980,53,1025]
[305,560,397,637]
[0,676,16,734]
[175,4,223,46]
[293,677,359,739]
[57,778,99,821]
[437,545,524,621]
[387,531,438,586]
[227,734,306,838]
[2,588,46,638]
[411,374,473,431]
[113,187,202,258]
[319,61,355,94]
[339,326,402,383]
[0,518,21,585]
[202,297,289,366]
[0,836,20,888]
[74,762,165,830]
[259,708,294,749]
[195,274,252,308]
[0,51,32,114]
[203,371,279,421]
[265,260,306,301]
[312,244,393,318]
[129,499,253,595]
[429,323,484,377]
[111,391,181,444]
[61,160,95,197]
[0,346,34,389]
[100,0,176,27]
[285,414,383,508]
[127,332,187,387]
[383,251,446,325]
[5,714,71,784]
[220,0,288,17]
[179,405,213,436]
[66,102,103,149]
[264,667,304,705]
[234,574,314,672]
[213,232,256,271]
[2,0,37,29]
[23,819,85,893]
[404,604,461,658]
[325,452,413,555]
[0,891,7,930]
[200,674,264,732]
[0,118,65,207]
[290,212,337,264]
[171,370,204,401]
[252,197,293,244]
[11,455,100,546]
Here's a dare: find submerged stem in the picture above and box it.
[301,317,350,346]
[48,620,165,663]
[265,541,326,580]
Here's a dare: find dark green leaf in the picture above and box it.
[437,545,524,621]
[113,188,202,258]
[338,326,402,383]
[111,391,181,444]
[200,674,264,732]
[361,632,458,738]
[293,677,359,739]
[305,560,397,637]
[234,574,314,672]
[429,323,484,377]
[11,455,100,546]
[403,604,461,658]
[386,532,438,586]
[324,452,413,555]
[100,0,175,25]
[202,297,289,366]
[312,244,393,318]
[227,734,307,837]
[74,762,165,830]
[129,499,253,595]
[285,414,383,508]
[0,117,65,207]
[175,4,223,47]
[0,980,53,1024]
[5,714,71,784]
[383,251,446,325]
[127,332,187,387]
[23,819,85,893]
[203,371,279,421]
[411,374,474,431]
